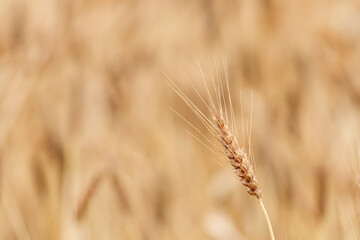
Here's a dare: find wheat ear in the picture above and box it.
[166,60,275,240]
[213,111,275,240]
[213,112,261,197]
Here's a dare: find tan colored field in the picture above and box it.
[1,0,360,239]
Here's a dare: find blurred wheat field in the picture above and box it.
[1,0,360,239]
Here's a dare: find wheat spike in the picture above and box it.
[209,81,274,240]
[213,112,262,198]
[166,59,275,240]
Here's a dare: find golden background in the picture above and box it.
[1,0,360,239]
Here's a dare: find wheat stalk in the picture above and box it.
[166,59,275,240]
[75,163,130,221]
[76,170,104,220]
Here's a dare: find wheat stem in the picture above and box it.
[259,199,275,240]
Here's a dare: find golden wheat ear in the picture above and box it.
[166,59,275,240]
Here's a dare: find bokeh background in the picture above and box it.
[1,0,360,239]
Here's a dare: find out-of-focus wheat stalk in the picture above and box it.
[166,59,275,240]
[75,169,105,221]
[75,163,130,221]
